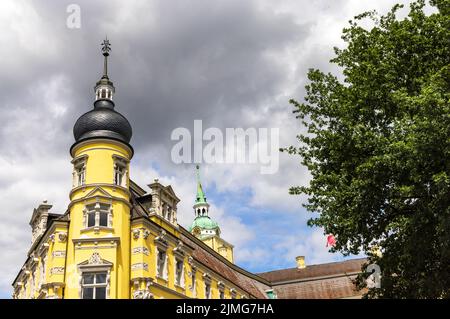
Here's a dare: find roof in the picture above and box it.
[129,190,270,299]
[180,230,270,299]
[189,216,219,231]
[71,99,133,155]
[257,258,367,283]
[257,258,367,299]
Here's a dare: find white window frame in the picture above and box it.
[72,155,87,188]
[29,268,36,298]
[76,165,85,186]
[218,282,225,299]
[80,271,108,299]
[161,203,167,219]
[230,288,237,299]
[77,253,112,299]
[190,267,197,297]
[83,203,113,231]
[39,256,47,289]
[80,267,110,299]
[205,281,211,299]
[113,156,128,188]
[167,206,172,222]
[156,248,168,280]
[174,257,185,288]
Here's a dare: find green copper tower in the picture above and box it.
[189,165,220,238]
[195,165,207,204]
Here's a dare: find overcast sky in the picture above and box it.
[0,0,418,298]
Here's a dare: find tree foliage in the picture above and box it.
[285,0,450,298]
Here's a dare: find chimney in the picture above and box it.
[296,256,306,269]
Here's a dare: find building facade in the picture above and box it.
[12,40,365,299]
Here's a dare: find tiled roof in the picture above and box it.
[257,258,367,299]
[257,258,367,283]
[180,232,270,299]
[271,274,364,299]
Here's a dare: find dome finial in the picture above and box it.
[95,37,115,101]
[101,36,111,78]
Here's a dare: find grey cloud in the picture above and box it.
[0,0,410,296]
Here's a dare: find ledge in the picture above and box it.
[72,237,120,244]
[80,226,114,234]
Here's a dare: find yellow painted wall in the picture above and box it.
[201,236,234,263]
[65,140,132,299]
[129,220,248,300]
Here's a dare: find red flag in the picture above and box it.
[326,234,336,247]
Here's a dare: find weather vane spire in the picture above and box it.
[101,37,111,78]
[195,165,207,204]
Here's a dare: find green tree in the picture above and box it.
[284,0,449,298]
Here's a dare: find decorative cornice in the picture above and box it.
[71,138,133,158]
[72,237,120,244]
[112,154,129,163]
[71,154,88,164]
[69,184,131,203]
[152,281,190,299]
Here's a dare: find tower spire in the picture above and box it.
[95,37,115,102]
[101,37,111,79]
[196,165,207,204]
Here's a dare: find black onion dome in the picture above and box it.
[73,99,132,145]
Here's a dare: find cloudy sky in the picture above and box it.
[0,0,418,298]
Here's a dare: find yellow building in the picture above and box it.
[12,39,365,299]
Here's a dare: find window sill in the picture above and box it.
[81,226,114,234]
[174,283,185,290]
[156,276,168,284]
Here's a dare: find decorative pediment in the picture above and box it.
[78,252,113,268]
[83,186,113,199]
[164,185,180,202]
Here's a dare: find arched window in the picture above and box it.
[202,208,206,215]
